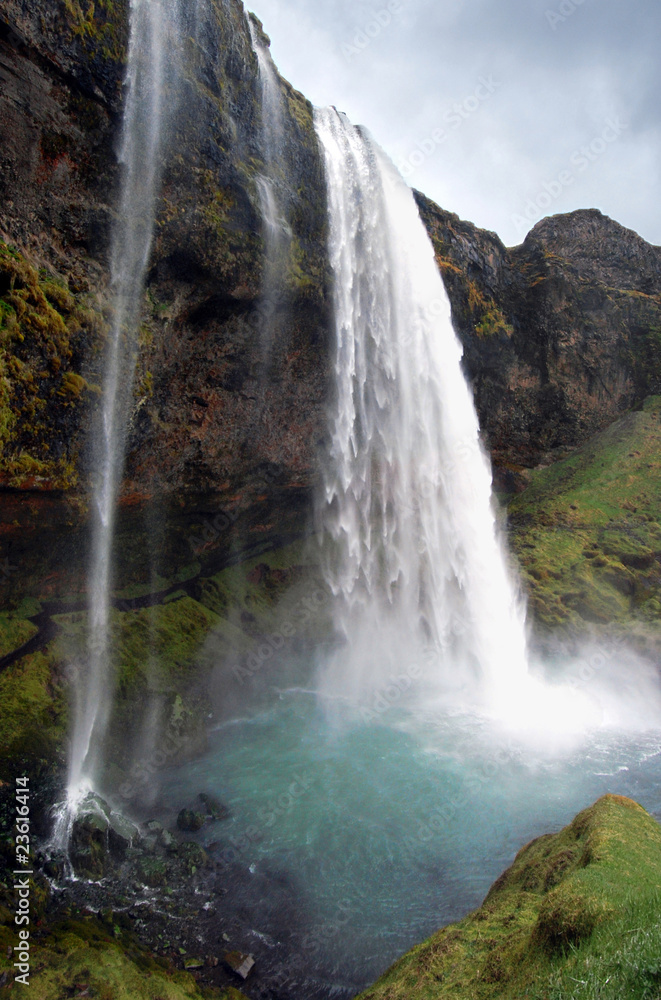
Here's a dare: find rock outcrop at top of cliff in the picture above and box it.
[418,194,661,482]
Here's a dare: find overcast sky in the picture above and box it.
[246,0,660,247]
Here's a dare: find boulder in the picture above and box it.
[70,796,112,879]
[160,829,176,851]
[177,808,207,833]
[224,951,255,980]
[107,812,139,858]
[199,793,230,821]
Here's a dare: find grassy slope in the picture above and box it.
[509,396,661,651]
[357,795,661,1000]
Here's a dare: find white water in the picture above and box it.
[248,18,292,341]
[314,107,530,713]
[60,0,172,834]
[249,18,285,170]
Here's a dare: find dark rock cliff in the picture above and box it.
[0,0,330,501]
[417,194,661,483]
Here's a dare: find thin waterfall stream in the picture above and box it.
[248,16,293,353]
[54,0,174,844]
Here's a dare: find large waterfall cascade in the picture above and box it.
[314,107,530,713]
[57,0,175,838]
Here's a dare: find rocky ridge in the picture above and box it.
[418,195,661,483]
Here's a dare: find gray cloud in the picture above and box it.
[247,0,660,246]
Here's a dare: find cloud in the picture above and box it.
[246,0,661,246]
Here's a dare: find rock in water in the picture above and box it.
[199,793,230,821]
[70,795,112,879]
[177,809,206,832]
[224,951,255,980]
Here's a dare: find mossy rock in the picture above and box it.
[177,841,208,873]
[177,809,207,833]
[62,0,129,68]
[136,856,169,888]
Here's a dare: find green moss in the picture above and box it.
[191,538,331,646]
[0,242,107,488]
[59,371,100,399]
[358,796,661,1000]
[2,540,330,789]
[3,915,225,1000]
[286,234,318,293]
[0,611,38,658]
[509,397,661,640]
[172,169,262,287]
[0,646,68,780]
[467,280,514,338]
[54,597,222,698]
[62,0,128,64]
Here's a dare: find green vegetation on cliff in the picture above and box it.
[509,396,661,651]
[62,0,128,64]
[0,242,105,488]
[358,795,661,1000]
[0,645,67,783]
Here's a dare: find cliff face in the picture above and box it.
[0,0,126,487]
[0,0,330,499]
[418,194,661,481]
[128,6,330,497]
[2,0,661,507]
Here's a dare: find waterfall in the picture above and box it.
[314,107,529,711]
[61,0,173,828]
[248,17,292,346]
